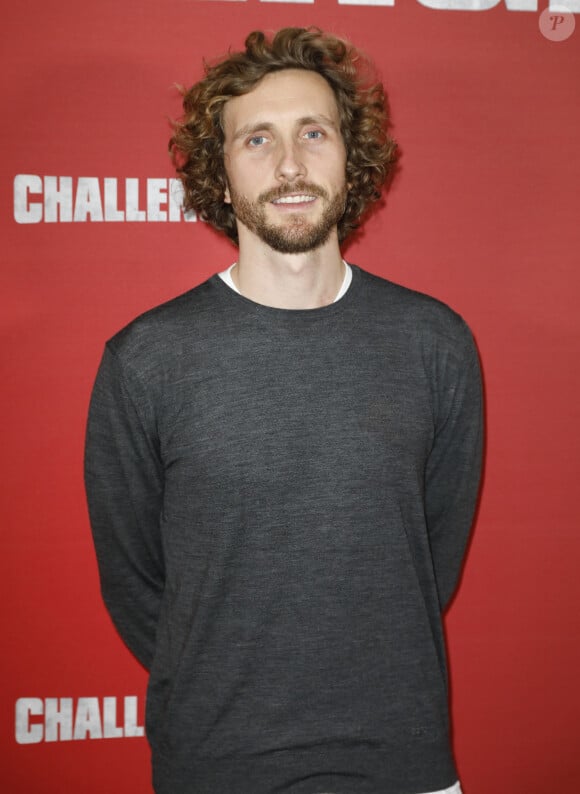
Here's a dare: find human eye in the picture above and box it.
[247,134,268,147]
[303,129,324,141]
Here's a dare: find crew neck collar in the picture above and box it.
[218,261,352,305]
[211,263,360,319]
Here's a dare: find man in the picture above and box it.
[85,27,483,794]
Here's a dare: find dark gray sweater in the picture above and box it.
[84,265,483,794]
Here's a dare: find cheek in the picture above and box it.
[224,157,263,198]
[320,146,347,185]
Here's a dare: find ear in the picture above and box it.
[224,175,232,204]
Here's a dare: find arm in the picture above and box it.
[425,324,484,611]
[84,345,165,670]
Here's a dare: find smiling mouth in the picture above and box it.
[272,195,317,205]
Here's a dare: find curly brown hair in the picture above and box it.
[170,27,398,245]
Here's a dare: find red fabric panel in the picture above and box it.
[2,2,579,791]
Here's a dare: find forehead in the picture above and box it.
[222,69,341,136]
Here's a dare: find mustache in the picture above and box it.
[258,183,329,203]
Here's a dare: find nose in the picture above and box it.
[274,139,306,183]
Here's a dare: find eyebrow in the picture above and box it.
[232,114,340,142]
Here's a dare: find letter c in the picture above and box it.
[15,698,44,744]
[14,175,43,223]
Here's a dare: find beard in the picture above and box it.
[228,181,347,254]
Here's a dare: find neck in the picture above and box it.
[233,230,344,310]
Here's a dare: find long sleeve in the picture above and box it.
[84,344,165,670]
[424,324,484,611]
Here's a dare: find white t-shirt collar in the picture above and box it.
[218,261,352,304]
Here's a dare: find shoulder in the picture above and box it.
[355,266,467,330]
[104,276,220,370]
[353,265,477,362]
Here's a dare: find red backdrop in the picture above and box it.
[2,1,579,791]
